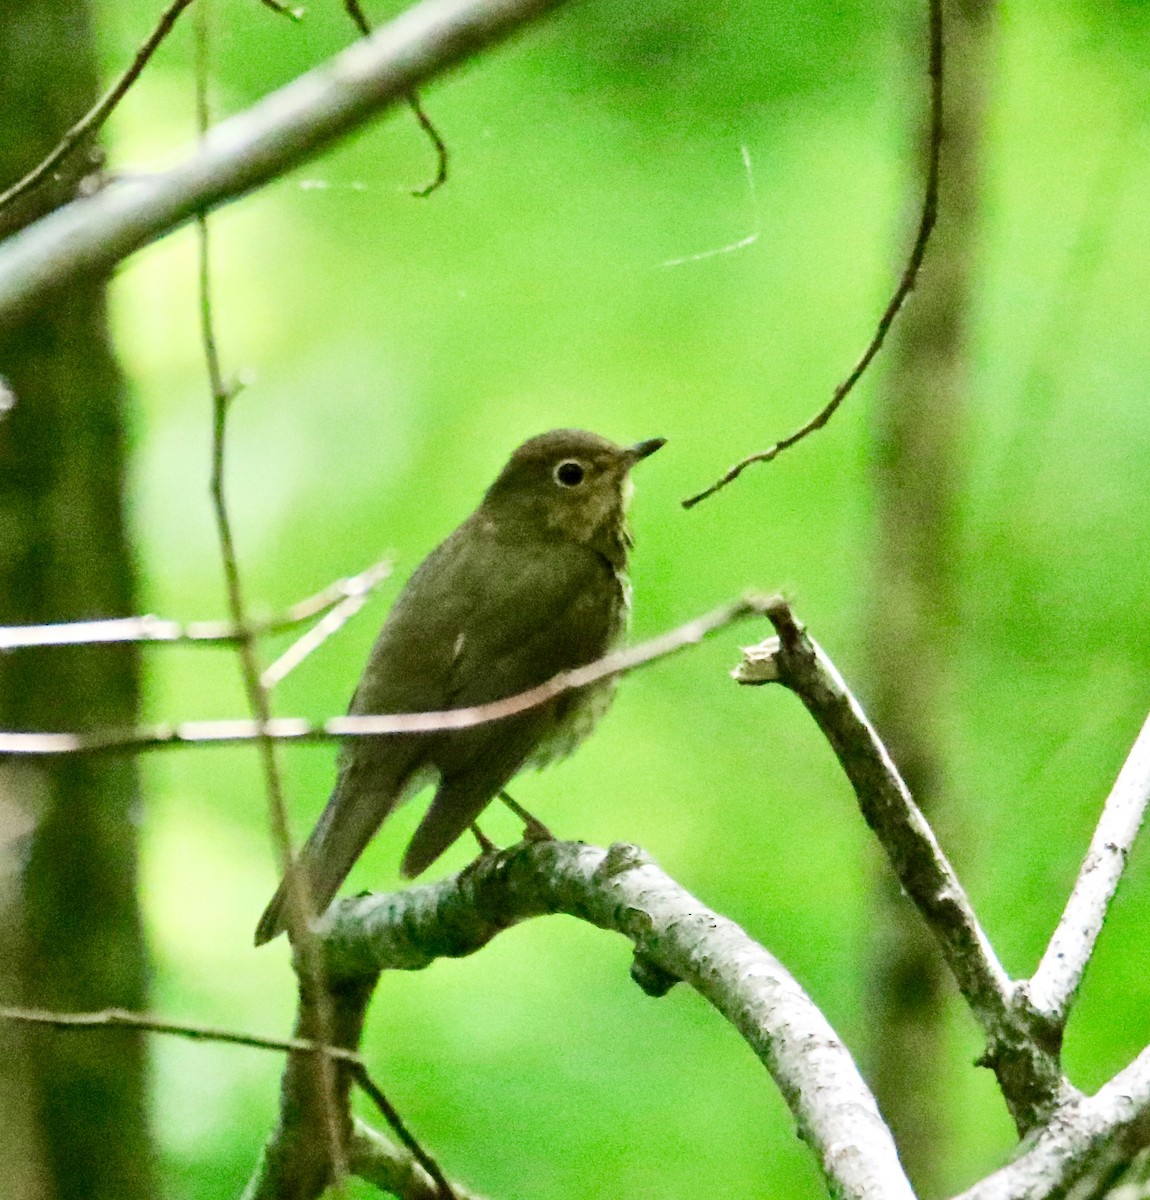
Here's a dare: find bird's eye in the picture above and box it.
[554,460,586,488]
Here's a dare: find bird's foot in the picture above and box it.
[499,790,554,842]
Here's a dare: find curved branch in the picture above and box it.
[0,0,570,324]
[955,1047,1150,1200]
[681,0,944,509]
[317,840,915,1200]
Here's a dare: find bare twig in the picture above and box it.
[0,558,390,651]
[350,1120,486,1200]
[0,1002,457,1198]
[740,603,1011,1029]
[0,1004,360,1063]
[741,600,1075,1133]
[344,0,372,34]
[1025,710,1150,1030]
[405,92,449,197]
[351,1066,456,1200]
[0,595,771,755]
[681,0,944,509]
[322,840,916,1200]
[193,8,348,1182]
[0,0,555,324]
[0,0,198,216]
[259,568,391,687]
[257,0,305,18]
[342,0,449,198]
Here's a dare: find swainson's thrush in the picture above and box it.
[255,429,664,944]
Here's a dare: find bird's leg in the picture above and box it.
[499,790,554,842]
[470,822,498,855]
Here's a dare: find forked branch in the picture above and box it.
[737,600,1074,1132]
[0,0,573,324]
[0,558,390,652]
[302,839,915,1200]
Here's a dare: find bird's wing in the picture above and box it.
[395,527,624,877]
[348,518,621,717]
[254,521,621,942]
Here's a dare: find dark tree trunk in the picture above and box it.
[865,0,995,1193]
[0,4,155,1199]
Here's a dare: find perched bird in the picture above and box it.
[255,429,664,945]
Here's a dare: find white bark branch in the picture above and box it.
[348,1120,487,1200]
[0,0,571,324]
[737,605,1012,1027]
[955,1046,1150,1200]
[1025,710,1150,1030]
[739,600,1073,1133]
[0,596,767,755]
[0,558,390,651]
[321,840,916,1200]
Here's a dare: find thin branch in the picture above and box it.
[344,0,372,35]
[194,7,350,1182]
[740,600,1074,1133]
[351,1066,456,1200]
[681,0,944,509]
[259,566,391,687]
[342,0,450,198]
[0,1002,459,1199]
[320,840,916,1200]
[739,603,1010,1026]
[0,1004,361,1063]
[0,0,568,324]
[0,595,771,755]
[350,1120,486,1200]
[0,558,390,651]
[0,0,198,216]
[406,92,449,197]
[257,0,305,18]
[1025,710,1150,1030]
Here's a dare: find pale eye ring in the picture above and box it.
[554,459,586,488]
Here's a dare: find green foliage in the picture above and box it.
[89,0,1150,1194]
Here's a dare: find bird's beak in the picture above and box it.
[625,437,666,465]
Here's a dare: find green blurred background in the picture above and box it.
[86,0,1150,1194]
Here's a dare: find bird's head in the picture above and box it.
[481,429,665,557]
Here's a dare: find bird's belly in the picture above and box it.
[526,677,619,770]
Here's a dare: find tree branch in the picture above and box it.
[349,1120,486,1200]
[955,1047,1150,1200]
[193,6,351,1176]
[736,600,1074,1132]
[1023,710,1150,1033]
[314,840,915,1200]
[0,0,198,217]
[0,1004,361,1063]
[342,0,450,197]
[681,0,943,509]
[0,558,390,651]
[0,1004,460,1200]
[0,595,770,755]
[0,0,572,325]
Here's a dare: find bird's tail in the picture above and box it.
[253,765,406,946]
